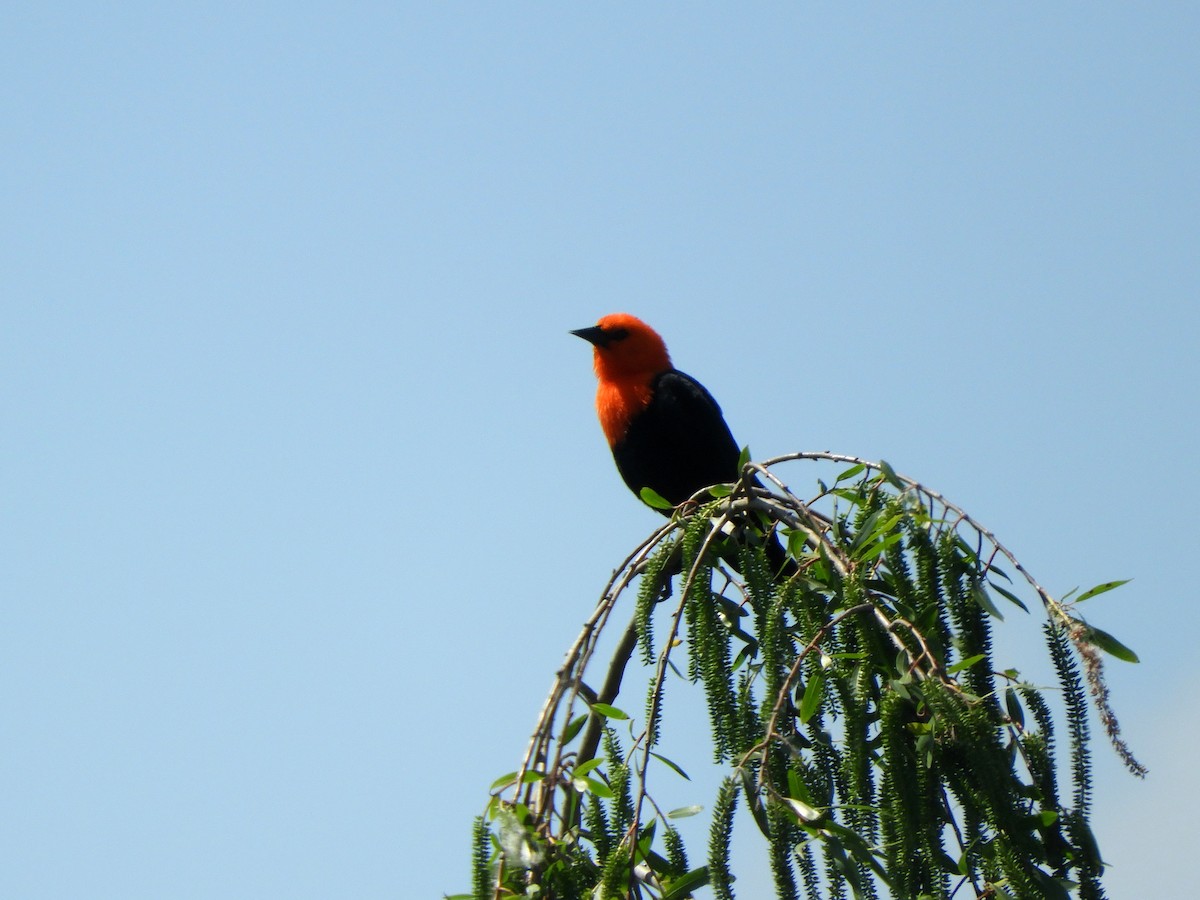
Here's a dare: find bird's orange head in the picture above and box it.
[571,313,672,383]
[572,313,673,447]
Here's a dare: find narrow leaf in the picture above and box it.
[799,670,824,723]
[989,581,1030,613]
[667,804,704,819]
[732,642,755,673]
[857,532,904,562]
[782,796,820,822]
[590,702,630,720]
[836,462,866,482]
[488,771,518,791]
[574,758,605,777]
[849,510,883,553]
[877,459,904,488]
[651,751,692,781]
[580,776,614,798]
[1075,579,1131,603]
[946,653,987,675]
[640,486,674,510]
[663,866,711,900]
[1005,687,1025,727]
[970,580,1005,621]
[785,527,809,559]
[831,488,865,506]
[1083,625,1140,663]
[561,714,587,745]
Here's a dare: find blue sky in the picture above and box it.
[2,4,1196,898]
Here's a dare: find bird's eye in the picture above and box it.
[606,327,630,342]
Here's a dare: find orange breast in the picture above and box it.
[597,377,654,447]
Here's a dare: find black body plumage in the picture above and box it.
[611,369,741,508]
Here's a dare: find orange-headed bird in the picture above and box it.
[573,313,793,575]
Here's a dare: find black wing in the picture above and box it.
[612,369,742,508]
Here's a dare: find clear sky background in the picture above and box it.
[3,5,1196,898]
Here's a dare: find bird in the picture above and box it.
[572,312,794,577]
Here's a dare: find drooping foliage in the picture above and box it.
[455,454,1143,900]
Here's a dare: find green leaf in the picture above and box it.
[578,776,614,798]
[667,804,704,819]
[561,713,587,746]
[737,445,751,471]
[1075,579,1131,603]
[781,796,821,822]
[663,866,711,900]
[1004,687,1025,727]
[639,486,674,510]
[651,751,691,781]
[637,819,657,855]
[831,488,865,507]
[574,758,605,777]
[785,527,809,559]
[821,820,892,882]
[786,767,815,805]
[989,581,1030,613]
[856,531,904,562]
[869,513,904,542]
[946,653,987,675]
[836,462,866,482]
[799,670,824,724]
[849,509,883,553]
[970,580,1005,621]
[731,642,755,673]
[1083,625,1140,663]
[877,459,904,488]
[951,533,980,565]
[956,849,970,875]
[916,731,934,767]
[1028,867,1074,900]
[590,702,630,720]
[708,482,733,498]
[488,771,519,791]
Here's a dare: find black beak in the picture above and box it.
[571,325,609,347]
